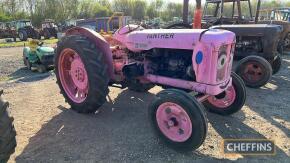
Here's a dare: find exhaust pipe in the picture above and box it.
[183,0,202,29]
[193,0,202,29]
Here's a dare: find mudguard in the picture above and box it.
[65,27,114,78]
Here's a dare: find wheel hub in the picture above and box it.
[207,85,236,109]
[70,58,88,90]
[58,48,89,103]
[167,117,178,128]
[156,102,192,142]
[243,63,263,82]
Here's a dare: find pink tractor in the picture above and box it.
[55,25,246,151]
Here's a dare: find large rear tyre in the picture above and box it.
[235,56,272,88]
[55,35,109,113]
[272,54,282,75]
[203,72,246,115]
[0,90,17,163]
[284,33,290,50]
[149,89,207,151]
[44,29,51,40]
[18,30,28,41]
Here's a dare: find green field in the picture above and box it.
[0,39,58,48]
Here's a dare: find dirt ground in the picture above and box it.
[0,47,289,163]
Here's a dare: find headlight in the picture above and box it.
[216,45,230,82]
[217,45,228,70]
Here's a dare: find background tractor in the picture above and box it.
[23,40,55,73]
[172,0,283,88]
[0,22,17,41]
[258,7,290,51]
[10,19,40,41]
[39,19,58,39]
[0,90,16,163]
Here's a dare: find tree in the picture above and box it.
[112,0,133,15]
[132,0,146,20]
[161,2,183,21]
[146,3,156,19]
[78,0,111,19]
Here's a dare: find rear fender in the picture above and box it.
[65,27,114,79]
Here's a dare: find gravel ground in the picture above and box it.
[0,47,289,163]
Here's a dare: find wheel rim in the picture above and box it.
[156,102,192,142]
[242,62,265,83]
[58,48,89,103]
[207,85,236,109]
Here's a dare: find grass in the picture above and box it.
[0,76,12,82]
[0,39,58,48]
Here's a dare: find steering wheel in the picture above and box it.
[38,41,44,46]
[206,18,221,26]
[118,24,141,35]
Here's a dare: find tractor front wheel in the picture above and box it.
[36,65,47,73]
[23,57,32,70]
[235,56,272,88]
[203,72,246,115]
[55,35,109,113]
[149,89,207,151]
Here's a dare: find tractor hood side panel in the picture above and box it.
[117,29,235,52]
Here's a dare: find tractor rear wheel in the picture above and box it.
[44,29,51,39]
[18,30,27,41]
[272,54,282,75]
[284,33,290,50]
[0,90,17,163]
[55,35,109,113]
[149,89,207,151]
[235,56,272,88]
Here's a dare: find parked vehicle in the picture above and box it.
[170,0,283,88]
[10,19,40,41]
[39,19,58,39]
[55,24,246,151]
[0,22,17,41]
[258,7,290,51]
[0,90,16,163]
[58,19,77,33]
[23,40,55,73]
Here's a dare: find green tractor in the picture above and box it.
[23,40,55,73]
[10,20,40,41]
